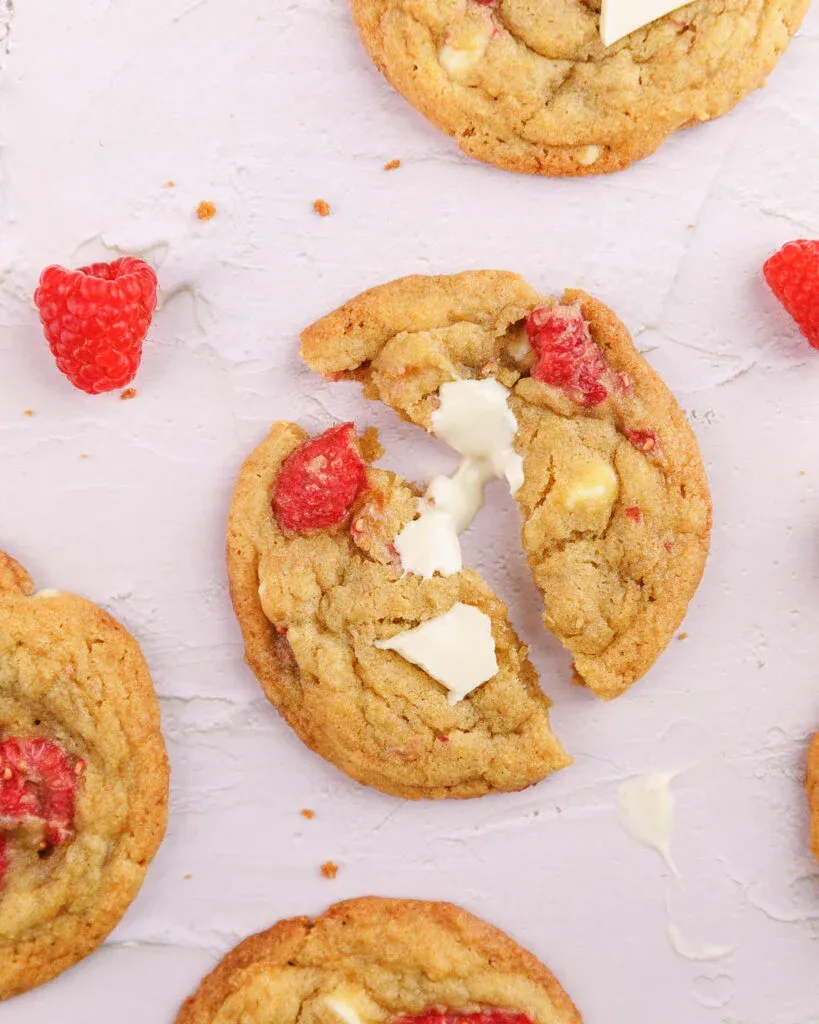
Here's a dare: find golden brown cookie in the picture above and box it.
[175,897,582,1024]
[301,271,711,700]
[0,552,169,1000]
[351,0,810,175]
[807,732,819,860]
[227,421,569,799]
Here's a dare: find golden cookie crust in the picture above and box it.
[351,0,810,175]
[807,732,819,860]
[301,271,712,699]
[176,897,582,1024]
[227,422,569,799]
[0,552,169,1000]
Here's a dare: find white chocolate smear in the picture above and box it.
[617,770,681,875]
[600,0,688,46]
[667,922,734,962]
[395,378,523,579]
[375,602,499,704]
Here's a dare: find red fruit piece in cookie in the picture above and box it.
[763,240,819,348]
[272,423,367,532]
[0,737,82,847]
[396,1012,533,1024]
[525,303,608,406]
[625,428,658,453]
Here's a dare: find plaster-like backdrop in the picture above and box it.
[1,1,819,1021]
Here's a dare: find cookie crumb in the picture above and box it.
[800,470,806,476]
[300,809,316,820]
[383,159,401,171]
[80,453,90,460]
[165,180,176,188]
[320,860,339,879]
[183,873,192,879]
[313,198,331,217]
[196,200,217,221]
[120,387,138,401]
[677,632,688,640]
[23,409,34,417]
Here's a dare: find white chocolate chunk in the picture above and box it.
[561,459,618,512]
[324,996,365,1024]
[32,589,60,599]
[438,19,493,80]
[576,145,602,167]
[600,0,688,46]
[375,603,498,704]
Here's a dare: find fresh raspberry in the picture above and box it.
[0,737,82,847]
[33,256,158,394]
[272,424,367,533]
[525,303,609,406]
[396,1011,533,1024]
[763,240,819,348]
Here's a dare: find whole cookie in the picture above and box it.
[176,897,582,1024]
[227,421,569,799]
[0,552,169,1000]
[301,271,711,699]
[351,0,810,175]
[808,732,819,860]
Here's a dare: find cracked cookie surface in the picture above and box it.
[0,551,169,1000]
[175,897,582,1024]
[301,271,711,699]
[351,0,810,175]
[227,422,569,799]
[807,732,819,860]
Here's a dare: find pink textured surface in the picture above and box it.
[0,0,818,1020]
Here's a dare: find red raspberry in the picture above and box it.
[0,737,83,885]
[625,428,657,453]
[623,505,642,523]
[396,1011,533,1024]
[272,424,367,533]
[525,303,609,406]
[33,256,158,394]
[763,240,819,348]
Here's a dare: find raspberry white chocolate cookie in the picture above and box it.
[807,732,819,860]
[227,421,569,799]
[0,552,169,1000]
[301,271,711,700]
[175,898,582,1024]
[351,0,810,176]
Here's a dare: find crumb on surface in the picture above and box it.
[800,470,806,476]
[80,453,90,460]
[165,180,176,188]
[320,860,339,879]
[183,873,192,880]
[196,200,217,221]
[300,809,316,820]
[677,632,688,640]
[120,387,138,401]
[23,409,34,417]
[383,159,401,171]
[313,198,331,217]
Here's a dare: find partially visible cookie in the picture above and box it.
[301,271,711,699]
[351,0,810,175]
[227,421,569,799]
[807,732,819,860]
[0,552,169,1000]
[175,897,582,1024]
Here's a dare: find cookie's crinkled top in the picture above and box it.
[175,898,581,1024]
[0,553,169,1000]
[351,0,810,174]
[301,271,711,699]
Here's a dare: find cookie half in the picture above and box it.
[351,0,810,175]
[175,897,582,1024]
[227,421,569,799]
[301,271,711,699]
[0,552,169,1000]
[808,732,819,860]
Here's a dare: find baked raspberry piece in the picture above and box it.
[625,428,657,453]
[396,1011,534,1024]
[33,256,158,394]
[272,423,367,532]
[525,303,608,406]
[763,240,819,348]
[0,737,82,854]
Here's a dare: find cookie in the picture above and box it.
[807,732,819,860]
[301,271,711,700]
[227,421,569,799]
[0,552,169,1000]
[175,897,582,1024]
[350,0,810,175]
